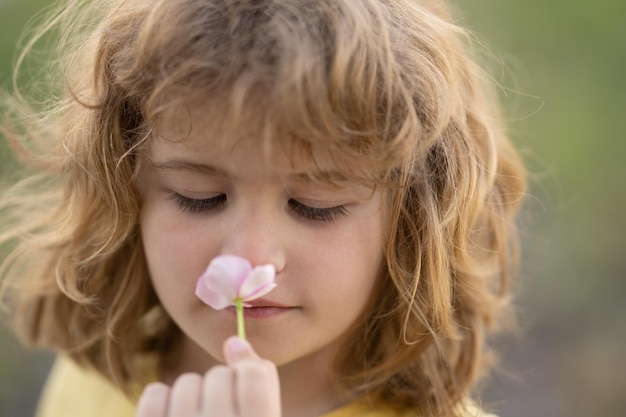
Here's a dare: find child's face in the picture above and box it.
[138,105,386,372]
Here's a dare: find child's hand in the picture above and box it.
[136,337,281,417]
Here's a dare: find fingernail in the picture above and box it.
[228,337,248,352]
[225,336,250,362]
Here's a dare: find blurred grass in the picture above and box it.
[458,1,626,416]
[1,0,626,416]
[1,2,58,416]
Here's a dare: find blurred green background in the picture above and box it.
[1,0,625,416]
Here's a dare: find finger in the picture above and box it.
[223,337,281,417]
[167,373,202,416]
[136,382,169,417]
[201,365,236,416]
[223,336,258,365]
[234,359,281,417]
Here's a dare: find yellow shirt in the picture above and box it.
[36,357,494,417]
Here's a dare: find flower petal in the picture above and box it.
[195,255,251,309]
[239,264,277,301]
[241,281,277,302]
[195,278,232,310]
[200,255,253,303]
[194,255,277,310]
[207,255,253,292]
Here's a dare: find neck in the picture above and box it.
[277,347,346,417]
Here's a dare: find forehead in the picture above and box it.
[148,101,376,185]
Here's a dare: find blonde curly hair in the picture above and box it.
[1,0,526,415]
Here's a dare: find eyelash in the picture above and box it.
[287,199,348,222]
[171,193,347,222]
[171,193,227,213]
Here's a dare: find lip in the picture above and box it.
[224,298,296,320]
[244,298,290,308]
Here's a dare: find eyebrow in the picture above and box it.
[150,159,353,185]
[149,160,230,178]
[287,170,351,185]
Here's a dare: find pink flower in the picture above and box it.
[195,255,277,310]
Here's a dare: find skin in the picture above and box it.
[136,106,387,417]
[137,337,280,417]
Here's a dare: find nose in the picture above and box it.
[221,204,286,273]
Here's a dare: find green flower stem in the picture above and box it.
[235,298,246,339]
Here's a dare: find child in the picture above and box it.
[0,0,526,416]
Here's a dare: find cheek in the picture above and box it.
[305,221,385,307]
[345,219,386,302]
[140,206,213,302]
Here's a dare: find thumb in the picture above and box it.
[223,336,258,365]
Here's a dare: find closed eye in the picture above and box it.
[170,193,227,213]
[288,199,347,222]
